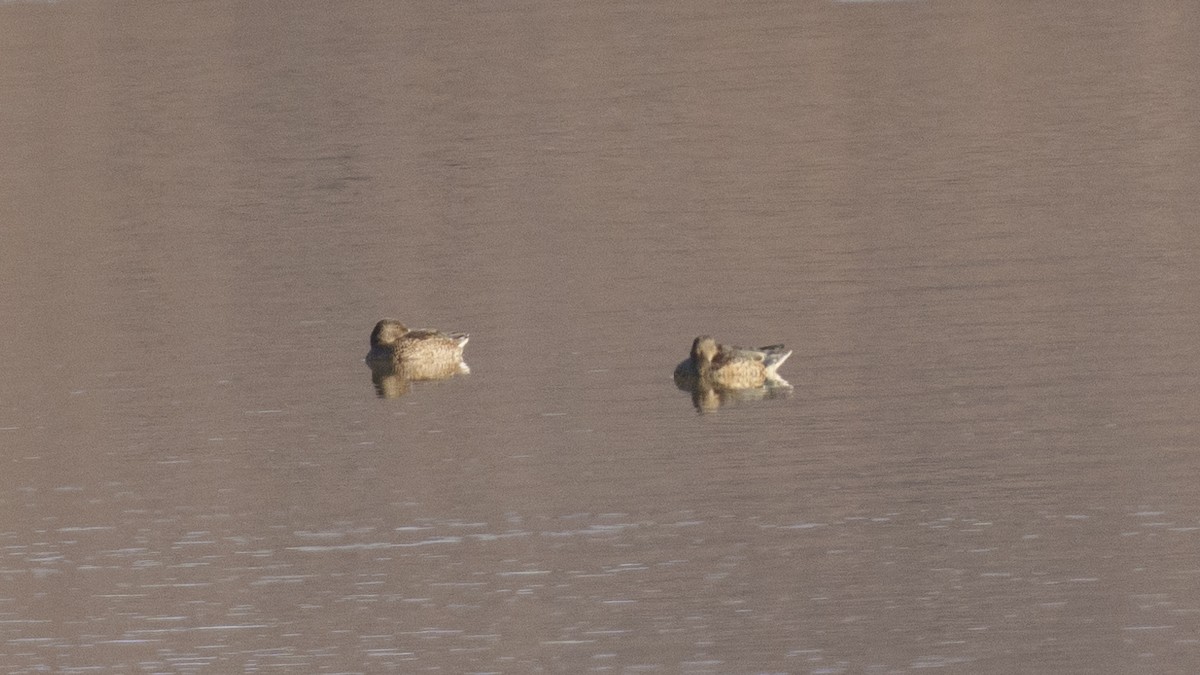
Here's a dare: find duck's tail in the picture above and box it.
[760,345,792,380]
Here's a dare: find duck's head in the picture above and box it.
[691,335,718,363]
[370,319,410,348]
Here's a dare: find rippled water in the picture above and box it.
[2,1,1199,672]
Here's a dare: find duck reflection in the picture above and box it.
[365,319,470,399]
[674,375,793,413]
[673,335,792,413]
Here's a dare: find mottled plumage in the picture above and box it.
[674,335,791,390]
[365,319,470,386]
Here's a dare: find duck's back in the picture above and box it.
[393,330,468,364]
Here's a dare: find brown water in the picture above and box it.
[2,1,1200,672]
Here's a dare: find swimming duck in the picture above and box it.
[365,319,470,380]
[674,335,791,390]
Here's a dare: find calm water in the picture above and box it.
[2,1,1200,672]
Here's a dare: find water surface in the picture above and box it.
[2,1,1199,672]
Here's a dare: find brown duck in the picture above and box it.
[365,319,470,381]
[674,335,791,390]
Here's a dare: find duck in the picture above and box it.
[365,319,470,380]
[674,335,791,390]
